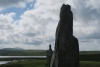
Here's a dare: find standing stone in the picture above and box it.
[47,44,53,67]
[50,4,79,67]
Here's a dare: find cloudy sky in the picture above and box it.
[0,0,100,51]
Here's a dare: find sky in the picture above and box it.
[0,0,100,51]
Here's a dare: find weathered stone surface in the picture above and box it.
[50,4,79,67]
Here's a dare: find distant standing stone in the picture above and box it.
[47,45,53,67]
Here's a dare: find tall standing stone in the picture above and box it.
[50,4,79,67]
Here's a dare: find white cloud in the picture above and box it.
[0,0,33,10]
[79,39,100,51]
[0,12,16,44]
[0,0,100,51]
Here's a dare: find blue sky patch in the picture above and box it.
[0,0,36,20]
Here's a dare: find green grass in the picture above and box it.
[0,60,100,67]
[80,51,100,54]
[0,50,47,56]
[80,61,100,67]
[80,54,100,61]
[0,51,100,67]
[0,60,46,67]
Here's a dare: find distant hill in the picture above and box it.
[0,47,24,51]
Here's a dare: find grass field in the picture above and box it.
[0,60,100,67]
[80,61,100,67]
[0,50,47,56]
[0,51,100,67]
[0,60,46,67]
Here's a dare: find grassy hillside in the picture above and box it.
[0,50,47,56]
